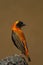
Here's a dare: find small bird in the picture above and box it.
[11,20,31,62]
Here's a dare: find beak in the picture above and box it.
[23,24,26,26]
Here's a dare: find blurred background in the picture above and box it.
[0,0,43,65]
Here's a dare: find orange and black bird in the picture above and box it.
[11,20,31,62]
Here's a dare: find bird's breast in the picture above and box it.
[13,28,26,42]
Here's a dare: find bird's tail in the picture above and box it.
[27,55,31,62]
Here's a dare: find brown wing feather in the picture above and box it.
[11,31,25,54]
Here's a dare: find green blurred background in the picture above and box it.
[0,0,43,65]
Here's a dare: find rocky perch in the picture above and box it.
[0,54,28,65]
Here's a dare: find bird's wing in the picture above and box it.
[11,31,25,54]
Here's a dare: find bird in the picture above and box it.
[11,20,31,62]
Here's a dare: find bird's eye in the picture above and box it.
[19,21,23,24]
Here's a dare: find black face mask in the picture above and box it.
[16,21,26,28]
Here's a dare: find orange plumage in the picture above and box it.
[11,20,31,62]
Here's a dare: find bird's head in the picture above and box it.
[11,20,26,30]
[16,20,26,28]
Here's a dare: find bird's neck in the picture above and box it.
[12,25,22,32]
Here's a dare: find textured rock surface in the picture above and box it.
[0,54,28,65]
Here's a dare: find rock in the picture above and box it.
[0,54,28,65]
